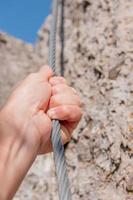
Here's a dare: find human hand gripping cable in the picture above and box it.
[0,66,83,199]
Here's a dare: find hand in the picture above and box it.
[0,66,53,199]
[0,66,83,155]
[0,66,53,155]
[47,76,83,148]
[0,65,83,199]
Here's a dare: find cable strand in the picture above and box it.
[48,0,72,200]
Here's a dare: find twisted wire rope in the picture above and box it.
[48,0,72,200]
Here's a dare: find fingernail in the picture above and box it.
[47,109,56,118]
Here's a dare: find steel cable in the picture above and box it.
[48,0,72,200]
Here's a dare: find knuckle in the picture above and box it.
[55,84,68,92]
[50,95,60,106]
[61,77,67,83]
[62,105,70,116]
[60,83,68,88]
[58,77,68,84]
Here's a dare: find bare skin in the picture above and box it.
[0,66,83,200]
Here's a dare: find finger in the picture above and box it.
[49,76,67,86]
[51,84,69,95]
[61,125,72,144]
[40,125,72,154]
[39,65,53,81]
[49,93,83,109]
[39,127,70,154]
[25,66,53,84]
[51,84,79,96]
[47,105,83,122]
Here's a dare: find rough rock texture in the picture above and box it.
[0,33,44,108]
[0,0,133,199]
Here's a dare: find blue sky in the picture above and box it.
[0,0,51,43]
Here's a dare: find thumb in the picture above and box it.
[39,65,53,82]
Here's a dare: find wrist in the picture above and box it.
[0,109,39,199]
[0,104,41,151]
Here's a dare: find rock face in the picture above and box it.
[0,0,133,199]
[0,33,44,107]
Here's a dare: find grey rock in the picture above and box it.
[0,0,133,199]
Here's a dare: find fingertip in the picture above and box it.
[47,109,56,119]
[61,125,71,144]
[47,106,64,119]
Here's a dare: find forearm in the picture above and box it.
[0,112,39,200]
